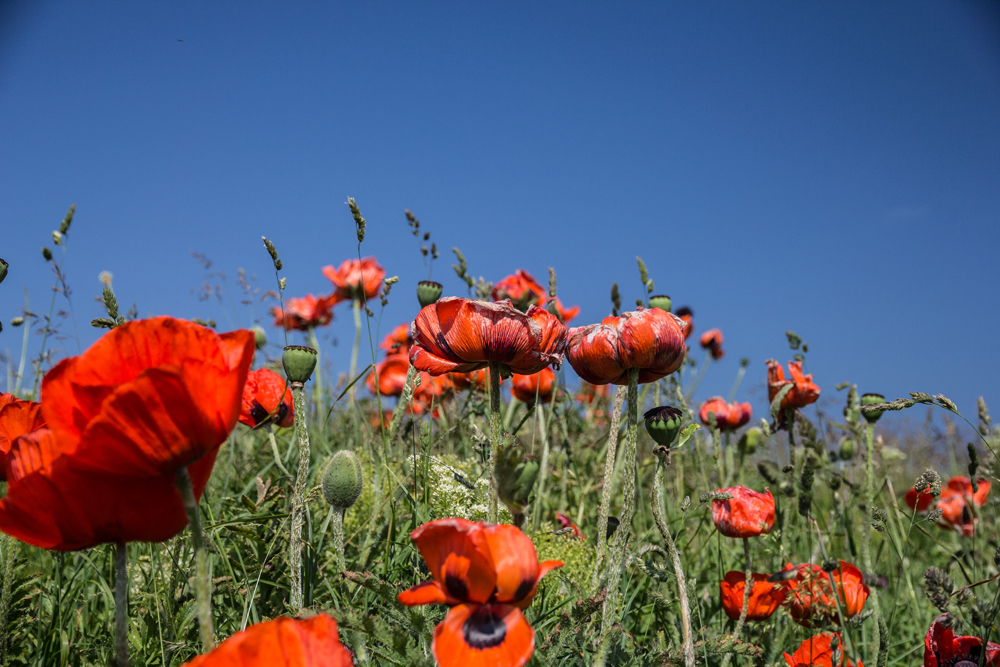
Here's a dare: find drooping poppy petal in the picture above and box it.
[481,524,562,607]
[924,614,1000,667]
[711,486,775,538]
[767,359,821,411]
[240,368,294,428]
[783,561,869,628]
[406,518,497,604]
[182,613,354,666]
[784,632,861,667]
[699,397,752,431]
[510,368,555,405]
[398,580,452,606]
[323,257,385,302]
[272,294,338,331]
[699,329,724,360]
[491,270,547,311]
[719,571,786,621]
[433,603,534,667]
[0,394,45,481]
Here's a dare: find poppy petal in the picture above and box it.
[182,613,354,666]
[398,580,451,606]
[410,518,496,604]
[482,524,541,605]
[432,604,534,667]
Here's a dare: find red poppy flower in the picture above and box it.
[449,368,499,391]
[711,486,775,538]
[367,355,411,397]
[699,329,724,360]
[0,394,45,481]
[924,614,1000,667]
[272,294,337,331]
[767,359,821,410]
[554,512,585,540]
[699,397,752,431]
[550,297,580,325]
[566,307,687,385]
[240,368,293,429]
[675,307,694,341]
[412,374,453,416]
[719,571,786,621]
[379,323,413,356]
[409,298,567,376]
[784,633,861,667]
[323,257,385,302]
[782,561,869,628]
[510,368,555,405]
[182,613,354,666]
[491,270,547,311]
[397,518,562,667]
[906,477,990,537]
[905,486,938,512]
[575,382,609,405]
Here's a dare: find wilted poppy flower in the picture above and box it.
[492,269,547,311]
[576,381,610,405]
[720,571,786,621]
[675,306,694,340]
[398,518,562,667]
[367,355,411,397]
[924,614,1000,667]
[0,393,45,481]
[699,329,724,360]
[566,307,687,385]
[782,561,869,628]
[272,294,337,331]
[410,298,567,376]
[511,368,555,405]
[784,632,861,667]
[699,397,752,431]
[182,613,354,666]
[323,257,385,302]
[239,368,293,429]
[767,359,821,411]
[379,323,413,356]
[554,512,585,540]
[711,486,775,538]
[549,297,580,325]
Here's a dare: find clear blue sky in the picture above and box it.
[2,1,998,423]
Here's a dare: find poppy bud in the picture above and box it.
[495,445,539,515]
[643,405,683,448]
[10,316,23,327]
[738,427,761,455]
[861,393,886,423]
[648,294,672,312]
[42,247,53,262]
[417,280,443,308]
[321,450,364,510]
[250,325,267,350]
[0,258,7,284]
[839,437,857,461]
[282,345,317,384]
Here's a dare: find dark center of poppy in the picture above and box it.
[444,573,468,601]
[249,401,270,426]
[954,661,978,667]
[462,605,507,650]
[275,402,289,424]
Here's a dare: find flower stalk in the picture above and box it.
[591,386,625,592]
[487,361,502,523]
[349,299,362,399]
[289,383,311,610]
[175,467,215,652]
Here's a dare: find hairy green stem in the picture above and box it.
[175,467,215,651]
[388,364,418,441]
[290,384,311,609]
[488,362,501,523]
[114,542,129,667]
[349,299,361,398]
[13,290,29,397]
[332,507,346,575]
[862,421,882,663]
[591,386,626,592]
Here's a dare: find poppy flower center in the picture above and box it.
[954,661,978,667]
[249,401,288,427]
[462,605,507,650]
[444,573,469,601]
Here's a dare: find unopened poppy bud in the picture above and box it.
[321,450,364,510]
[839,437,857,460]
[648,295,672,312]
[251,325,267,350]
[0,258,7,284]
[738,427,761,455]
[11,316,23,327]
[42,247,53,261]
[643,405,683,447]
[282,345,317,384]
[417,280,443,308]
[861,393,886,423]
[495,445,539,515]
[52,230,63,245]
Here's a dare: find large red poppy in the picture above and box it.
[409,298,567,376]
[782,561,869,628]
[924,614,1000,667]
[767,360,821,410]
[711,486,775,538]
[0,393,45,481]
[239,368,294,429]
[182,613,354,666]
[322,257,385,302]
[379,323,413,356]
[719,571,786,621]
[699,328,724,360]
[510,368,555,405]
[397,518,562,667]
[784,633,862,667]
[272,294,337,331]
[491,270,547,311]
[566,307,687,385]
[906,476,990,537]
[699,397,752,431]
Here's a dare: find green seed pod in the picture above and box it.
[495,445,539,515]
[738,427,761,455]
[643,405,683,447]
[648,294,672,312]
[282,345,317,384]
[0,258,7,285]
[321,450,364,510]
[861,393,886,423]
[417,280,443,308]
[250,325,267,350]
[839,437,858,461]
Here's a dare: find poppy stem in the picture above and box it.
[175,467,215,652]
[532,389,552,532]
[331,507,346,575]
[861,421,883,662]
[720,538,751,667]
[114,541,129,667]
[267,428,291,478]
[488,361,501,523]
[387,364,418,441]
[349,299,362,399]
[600,368,639,638]
[590,385,625,593]
[289,383,311,610]
[307,327,323,418]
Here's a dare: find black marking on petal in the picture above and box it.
[249,401,269,426]
[512,579,533,603]
[276,402,289,424]
[444,573,468,601]
[462,605,507,650]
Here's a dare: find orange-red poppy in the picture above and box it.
[905,477,990,537]
[397,518,562,667]
[719,571,786,621]
[491,270,547,311]
[367,355,411,397]
[782,560,869,628]
[925,614,1000,667]
[554,512,585,540]
[905,486,938,513]
[182,613,354,666]
[240,368,293,429]
[576,381,610,405]
[566,307,687,385]
[711,486,775,538]
[272,294,337,331]
[699,397,752,431]
[784,633,862,667]
[0,393,45,481]
[410,298,567,376]
[412,374,453,416]
[323,257,385,302]
[675,307,694,340]
[699,328,724,360]
[510,368,555,405]
[767,360,821,411]
[549,297,580,325]
[379,323,413,356]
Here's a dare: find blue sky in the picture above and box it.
[1,1,998,424]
